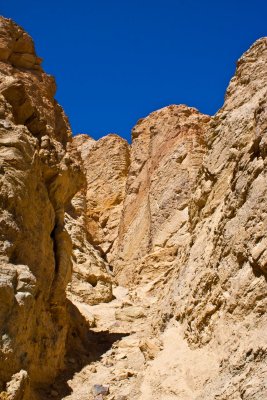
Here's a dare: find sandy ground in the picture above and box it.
[38,286,219,400]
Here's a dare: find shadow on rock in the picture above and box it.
[37,300,129,399]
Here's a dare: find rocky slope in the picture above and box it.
[0,15,267,400]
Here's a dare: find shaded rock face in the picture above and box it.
[0,17,83,398]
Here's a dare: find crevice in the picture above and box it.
[249,258,267,282]
[50,224,59,273]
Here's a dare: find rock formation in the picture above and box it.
[157,37,267,398]
[0,17,84,399]
[112,105,209,286]
[0,15,267,400]
[65,135,116,306]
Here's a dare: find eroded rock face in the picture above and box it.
[65,135,113,305]
[78,134,130,259]
[66,134,129,305]
[113,105,209,286]
[155,38,267,399]
[0,17,83,398]
[73,106,209,292]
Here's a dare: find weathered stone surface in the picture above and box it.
[115,306,145,322]
[75,134,129,259]
[65,133,129,305]
[154,37,267,399]
[113,105,209,286]
[65,190,113,305]
[0,17,83,398]
[65,134,128,305]
[0,18,38,69]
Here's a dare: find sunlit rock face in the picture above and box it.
[70,105,209,291]
[65,134,117,306]
[0,17,83,398]
[153,38,267,399]
[112,104,210,286]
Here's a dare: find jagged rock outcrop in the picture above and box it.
[72,106,210,291]
[0,17,83,399]
[77,134,129,259]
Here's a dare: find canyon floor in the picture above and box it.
[37,283,219,400]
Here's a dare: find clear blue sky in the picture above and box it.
[1,1,267,142]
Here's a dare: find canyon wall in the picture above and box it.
[112,105,209,286]
[133,38,267,399]
[159,37,267,398]
[65,134,123,305]
[0,17,84,399]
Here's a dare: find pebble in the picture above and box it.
[103,358,114,366]
[0,120,12,129]
[113,369,136,381]
[92,384,110,396]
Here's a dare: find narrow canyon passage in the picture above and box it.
[0,17,267,400]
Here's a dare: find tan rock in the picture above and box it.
[0,16,83,398]
[75,133,130,260]
[155,37,267,399]
[139,338,161,360]
[114,369,136,381]
[115,306,145,322]
[66,135,115,305]
[113,105,209,286]
[65,133,130,305]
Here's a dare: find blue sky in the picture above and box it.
[1,1,267,142]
